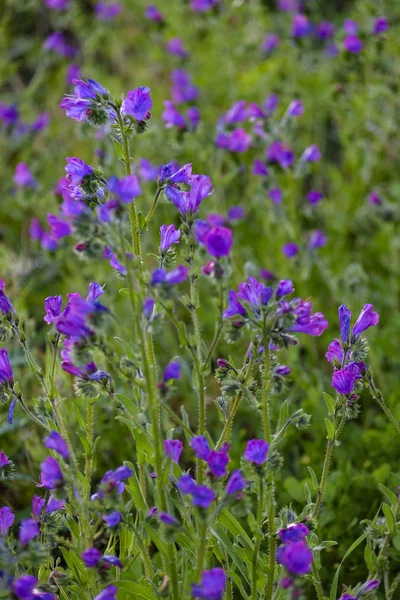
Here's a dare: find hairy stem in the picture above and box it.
[251,475,264,600]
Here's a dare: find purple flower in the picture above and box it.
[207,449,229,478]
[102,511,121,527]
[220,101,247,125]
[344,20,358,35]
[31,113,50,132]
[44,32,76,57]
[315,21,335,40]
[45,0,70,9]
[360,580,380,594]
[226,470,246,496]
[66,64,81,85]
[228,205,244,221]
[343,35,364,54]
[269,187,282,205]
[99,465,132,496]
[168,174,213,215]
[277,541,313,575]
[287,100,304,117]
[187,106,200,129]
[177,475,196,494]
[291,307,328,337]
[191,568,226,600]
[108,175,141,203]
[190,436,211,461]
[44,431,70,460]
[332,362,363,395]
[151,265,188,286]
[192,485,216,508]
[373,17,388,35]
[216,129,252,153]
[244,439,269,465]
[12,576,38,600]
[121,87,152,121]
[167,38,189,58]
[19,518,40,545]
[0,102,19,127]
[143,297,155,320]
[368,191,382,205]
[46,496,65,514]
[261,33,280,54]
[0,280,14,315]
[266,141,294,169]
[60,79,108,122]
[82,547,102,567]
[0,450,11,468]
[308,229,327,250]
[0,506,14,535]
[352,304,379,339]
[292,14,310,38]
[326,339,344,364]
[65,157,93,185]
[102,555,123,568]
[145,5,164,22]
[162,100,186,129]
[40,456,64,489]
[276,280,294,299]
[171,69,198,104]
[95,2,122,19]
[8,398,17,424]
[14,163,37,188]
[253,160,269,176]
[164,439,183,463]
[47,214,72,240]
[160,224,180,252]
[302,144,321,163]
[338,305,351,343]
[264,94,279,116]
[279,523,309,544]
[159,512,179,526]
[202,226,233,258]
[0,349,13,385]
[163,361,181,381]
[275,365,291,376]
[282,243,299,259]
[223,290,246,319]
[191,0,219,13]
[307,190,323,205]
[94,585,118,600]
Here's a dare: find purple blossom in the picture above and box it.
[171,69,198,104]
[0,450,11,468]
[226,470,246,496]
[167,174,213,215]
[95,2,122,19]
[266,141,294,169]
[307,190,323,205]
[216,129,252,153]
[302,144,321,163]
[151,265,188,286]
[279,523,309,544]
[108,175,141,203]
[160,224,181,252]
[159,512,179,526]
[94,585,118,600]
[275,365,291,376]
[121,87,152,120]
[253,160,269,177]
[44,431,70,460]
[282,243,299,259]
[202,226,233,258]
[368,191,382,205]
[46,496,65,513]
[143,297,155,321]
[32,496,46,520]
[190,436,211,461]
[102,555,123,568]
[220,101,247,125]
[19,519,40,545]
[287,100,304,117]
[177,475,197,494]
[0,280,15,315]
[207,449,229,477]
[0,506,14,535]
[244,439,269,465]
[261,33,280,54]
[60,79,108,122]
[308,229,327,250]
[269,187,282,205]
[192,485,216,508]
[31,112,50,132]
[102,511,121,527]
[66,64,81,85]
[14,163,37,188]
[373,17,389,35]
[8,398,17,424]
[13,576,45,600]
[99,465,132,496]
[40,456,64,490]
[145,5,164,22]
[343,20,358,35]
[0,102,19,127]
[164,439,183,463]
[163,361,181,382]
[45,0,70,9]
[276,279,294,299]
[332,362,363,395]
[191,0,219,13]
[167,38,189,58]
[228,205,244,221]
[162,100,186,129]
[315,21,335,40]
[44,32,76,57]
[0,349,13,385]
[343,35,364,54]
[47,214,72,240]
[326,339,344,364]
[191,568,226,600]
[223,290,246,319]
[360,580,380,594]
[65,157,93,185]
[264,94,279,116]
[277,541,313,575]
[292,14,310,38]
[291,305,328,337]
[82,547,102,567]
[338,305,351,343]
[352,304,379,339]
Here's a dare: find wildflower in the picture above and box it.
[191,485,216,508]
[226,470,246,496]
[0,450,11,468]
[65,157,93,185]
[228,205,244,221]
[191,568,226,600]
[368,191,382,205]
[302,144,321,163]
[121,87,152,121]
[343,36,364,53]
[82,547,102,567]
[207,449,229,477]
[167,38,189,59]
[171,69,198,104]
[14,163,37,188]
[0,506,14,535]
[13,575,55,600]
[352,304,379,339]
[46,496,65,513]
[190,436,211,460]
[99,465,132,496]
[344,20,358,35]
[160,224,180,252]
[269,187,282,205]
[292,14,310,38]
[159,512,179,526]
[144,5,164,22]
[94,586,118,600]
[102,555,123,568]
[40,456,64,490]
[266,141,294,169]
[373,17,389,35]
[31,112,50,132]
[19,519,40,545]
[332,362,364,395]
[45,0,70,9]
[47,214,72,240]
[308,229,327,250]
[44,32,76,57]
[0,349,13,385]
[32,496,46,520]
[44,431,70,460]
[191,0,219,13]
[202,226,233,259]
[216,129,252,153]
[60,79,108,122]
[164,439,183,463]
[277,541,313,575]
[261,33,280,54]
[338,305,351,343]
[95,2,122,19]
[151,266,188,286]
[307,190,323,205]
[108,174,141,202]
[275,365,290,376]
[315,21,335,40]
[223,290,246,319]
[360,580,380,594]
[287,100,304,117]
[291,302,328,336]
[276,280,294,299]
[66,64,81,84]
[326,339,344,364]
[244,439,269,465]
[253,160,269,176]
[0,280,14,315]
[282,243,299,259]
[103,511,121,527]
[279,523,309,544]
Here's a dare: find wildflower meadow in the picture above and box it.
[1,1,400,599]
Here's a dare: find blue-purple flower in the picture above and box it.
[19,518,40,545]
[151,266,188,286]
[102,511,121,527]
[191,568,226,600]
[279,523,309,544]
[44,431,70,460]
[13,575,55,600]
[160,224,181,252]
[164,439,183,463]
[277,540,313,575]
[94,585,118,600]
[243,439,269,465]
[60,79,108,122]
[0,506,14,535]
[121,87,152,121]
[190,436,211,461]
[14,162,37,188]
[40,456,64,490]
[108,175,141,203]
[226,470,246,496]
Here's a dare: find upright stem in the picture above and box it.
[367,375,400,435]
[312,564,325,600]
[251,476,264,600]
[84,400,94,502]
[265,498,276,600]
[145,187,163,224]
[204,282,225,369]
[261,344,271,443]
[196,520,208,579]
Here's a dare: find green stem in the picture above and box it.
[84,400,94,502]
[261,345,271,443]
[312,563,325,600]
[251,476,264,600]
[204,282,225,369]
[196,520,208,579]
[367,375,400,435]
[160,401,193,438]
[265,491,276,600]
[145,187,163,224]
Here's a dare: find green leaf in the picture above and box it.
[379,483,399,508]
[325,418,335,440]
[382,503,396,534]
[124,463,147,512]
[114,336,136,361]
[322,392,336,414]
[137,211,147,231]
[112,581,158,600]
[217,508,254,552]
[277,399,289,431]
[330,531,368,600]
[111,138,125,161]
[307,466,320,492]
